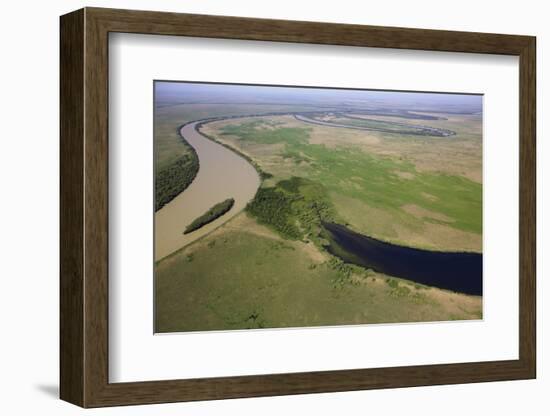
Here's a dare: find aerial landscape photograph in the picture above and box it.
[154,81,483,333]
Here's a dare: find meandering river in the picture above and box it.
[156,114,481,297]
[155,121,260,261]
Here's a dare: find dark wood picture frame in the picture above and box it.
[60,7,536,408]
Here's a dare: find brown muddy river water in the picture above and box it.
[155,121,260,261]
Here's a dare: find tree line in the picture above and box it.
[155,151,199,211]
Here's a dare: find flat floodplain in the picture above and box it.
[154,82,483,333]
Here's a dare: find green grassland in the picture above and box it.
[357,113,483,182]
[220,120,310,145]
[336,116,410,130]
[155,217,481,332]
[216,117,481,251]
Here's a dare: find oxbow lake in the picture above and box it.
[323,222,482,296]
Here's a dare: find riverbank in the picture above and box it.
[154,121,260,261]
[323,222,482,296]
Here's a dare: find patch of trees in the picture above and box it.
[155,150,199,211]
[246,187,302,239]
[246,176,337,242]
[277,176,304,193]
[184,198,235,234]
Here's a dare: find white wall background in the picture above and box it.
[0,0,545,414]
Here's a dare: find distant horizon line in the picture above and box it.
[154,79,484,97]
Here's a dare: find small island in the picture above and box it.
[184,198,235,234]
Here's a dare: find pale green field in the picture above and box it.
[202,113,482,252]
[156,213,481,332]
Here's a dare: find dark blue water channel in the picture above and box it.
[323,222,482,296]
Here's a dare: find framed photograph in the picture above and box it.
[60,7,536,407]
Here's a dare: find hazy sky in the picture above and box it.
[155,81,482,113]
